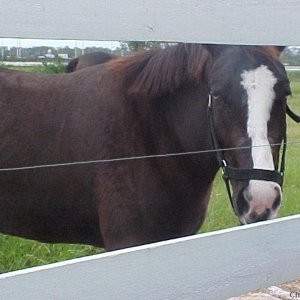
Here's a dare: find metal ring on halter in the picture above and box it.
[221,160,228,178]
[208,94,212,108]
[221,160,227,167]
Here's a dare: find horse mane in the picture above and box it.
[249,46,281,63]
[107,44,211,98]
[246,46,281,65]
[240,46,285,77]
[247,46,288,82]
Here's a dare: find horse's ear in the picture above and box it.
[274,46,286,53]
[270,46,286,59]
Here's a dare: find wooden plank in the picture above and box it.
[0,214,299,300]
[1,0,300,45]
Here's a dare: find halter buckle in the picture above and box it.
[221,160,228,179]
[221,160,227,169]
[208,94,212,108]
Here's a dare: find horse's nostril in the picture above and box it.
[237,188,250,215]
[272,194,281,210]
[274,186,281,194]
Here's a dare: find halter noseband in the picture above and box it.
[207,94,300,211]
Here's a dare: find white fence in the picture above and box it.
[0,0,300,299]
[1,0,300,45]
[0,215,299,299]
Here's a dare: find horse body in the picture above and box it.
[0,68,107,246]
[0,44,293,249]
[0,51,216,249]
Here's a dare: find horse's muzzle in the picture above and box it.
[237,181,281,224]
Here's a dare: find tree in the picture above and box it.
[119,41,166,54]
[281,47,300,65]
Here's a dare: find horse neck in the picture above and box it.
[135,83,219,180]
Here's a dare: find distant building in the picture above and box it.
[0,46,8,59]
[58,53,68,59]
[44,49,55,59]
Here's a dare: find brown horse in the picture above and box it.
[0,44,296,250]
[65,51,114,73]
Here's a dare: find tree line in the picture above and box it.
[1,42,299,65]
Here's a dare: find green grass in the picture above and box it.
[287,71,300,83]
[0,236,103,273]
[0,62,66,74]
[0,68,299,274]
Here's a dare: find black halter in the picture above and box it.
[207,94,300,211]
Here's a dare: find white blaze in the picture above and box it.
[240,65,281,218]
[241,65,277,170]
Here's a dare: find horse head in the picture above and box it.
[205,45,292,224]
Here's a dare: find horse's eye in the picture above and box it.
[275,95,287,104]
[285,89,292,97]
[275,84,291,103]
[276,82,291,98]
[283,84,292,97]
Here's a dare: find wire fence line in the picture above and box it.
[0,141,299,172]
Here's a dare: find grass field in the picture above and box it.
[0,65,299,274]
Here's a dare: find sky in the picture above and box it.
[0,38,120,49]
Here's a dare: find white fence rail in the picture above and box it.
[1,0,300,45]
[0,215,300,300]
[0,1,300,299]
